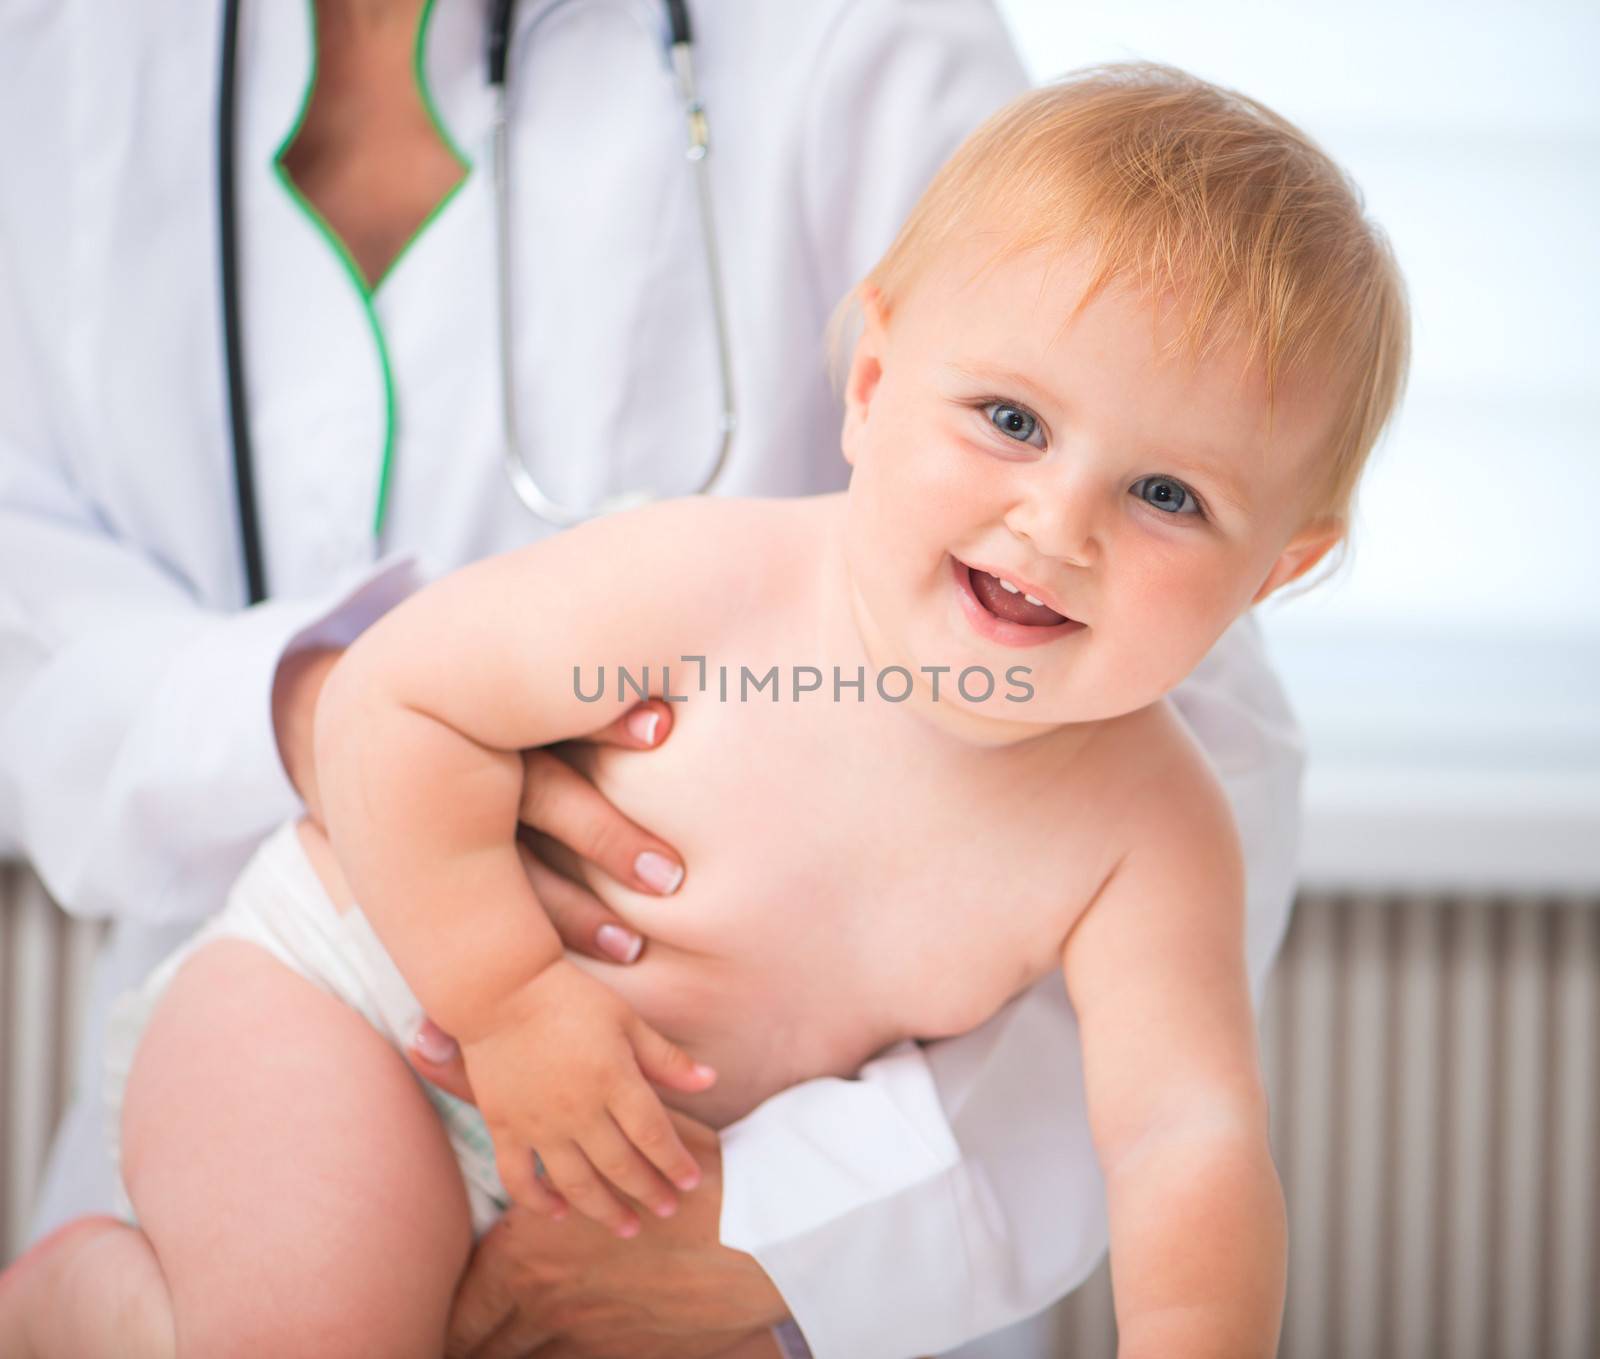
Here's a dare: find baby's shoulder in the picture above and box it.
[1058,703,1246,986]
[613,493,835,572]
[1090,700,1241,858]
[570,493,836,653]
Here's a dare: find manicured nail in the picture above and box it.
[597,923,644,964]
[410,1022,457,1064]
[635,851,684,895]
[628,709,661,745]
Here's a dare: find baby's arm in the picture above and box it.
[1060,768,1287,1359]
[314,498,745,1232]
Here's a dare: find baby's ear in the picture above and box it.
[840,288,890,468]
[1252,517,1344,604]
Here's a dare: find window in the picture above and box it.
[996,0,1600,887]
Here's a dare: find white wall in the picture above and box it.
[992,1,1600,889]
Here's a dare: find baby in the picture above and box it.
[1,64,1407,1359]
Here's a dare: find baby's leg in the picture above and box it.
[12,937,474,1358]
[0,1215,173,1356]
[131,937,474,1356]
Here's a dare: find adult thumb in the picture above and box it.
[406,1018,477,1105]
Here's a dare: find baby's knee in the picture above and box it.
[0,1217,177,1359]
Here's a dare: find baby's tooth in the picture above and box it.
[998,578,1020,594]
[1024,593,1044,606]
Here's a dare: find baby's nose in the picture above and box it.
[1003,485,1098,570]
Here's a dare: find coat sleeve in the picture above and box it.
[0,184,421,921]
[713,10,1304,1353]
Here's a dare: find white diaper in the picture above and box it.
[102,821,509,1237]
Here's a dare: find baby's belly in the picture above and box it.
[520,700,1075,1122]
[566,945,902,1129]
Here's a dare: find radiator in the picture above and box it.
[3,877,1597,1358]
[1053,892,1600,1359]
[0,863,105,1258]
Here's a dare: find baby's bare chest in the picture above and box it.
[569,681,1125,1045]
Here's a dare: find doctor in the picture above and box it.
[0,2,1306,1356]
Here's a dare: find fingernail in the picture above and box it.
[653,1199,678,1218]
[628,709,661,745]
[634,851,684,895]
[617,1218,641,1239]
[676,1169,701,1191]
[692,1062,717,1082]
[597,923,644,964]
[411,1022,457,1065]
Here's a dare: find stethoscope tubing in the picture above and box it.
[492,0,736,527]
[219,0,268,605]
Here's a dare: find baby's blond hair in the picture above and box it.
[847,63,1409,536]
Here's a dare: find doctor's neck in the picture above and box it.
[313,0,427,33]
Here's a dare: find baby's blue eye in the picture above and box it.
[984,403,1043,447]
[1132,476,1202,517]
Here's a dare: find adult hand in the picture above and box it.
[432,1115,788,1359]
[275,642,684,967]
[513,702,687,965]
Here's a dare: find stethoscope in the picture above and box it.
[219,0,737,606]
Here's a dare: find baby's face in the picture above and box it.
[839,235,1342,743]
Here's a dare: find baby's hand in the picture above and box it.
[460,959,716,1237]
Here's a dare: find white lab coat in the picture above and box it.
[0,2,1304,1355]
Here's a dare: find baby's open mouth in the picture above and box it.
[965,565,1072,626]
